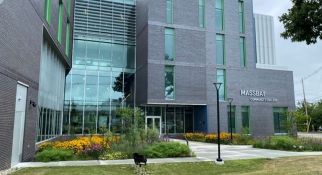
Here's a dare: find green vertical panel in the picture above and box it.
[216,34,224,65]
[216,69,225,101]
[165,28,175,61]
[239,1,244,33]
[58,2,63,44]
[199,0,205,28]
[215,0,223,30]
[68,0,71,16]
[227,106,236,133]
[166,0,173,24]
[65,22,70,56]
[240,37,246,67]
[165,65,175,100]
[44,0,52,25]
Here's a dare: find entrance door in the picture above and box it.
[145,116,161,136]
[11,83,28,166]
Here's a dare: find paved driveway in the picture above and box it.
[174,138,322,161]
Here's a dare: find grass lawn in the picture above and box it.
[9,156,322,175]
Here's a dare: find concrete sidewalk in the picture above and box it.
[12,137,322,169]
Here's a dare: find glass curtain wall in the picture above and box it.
[63,0,136,134]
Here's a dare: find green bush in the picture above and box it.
[34,149,74,162]
[269,136,299,150]
[144,142,191,158]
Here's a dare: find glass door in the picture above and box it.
[145,116,162,136]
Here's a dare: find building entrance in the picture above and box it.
[145,116,161,136]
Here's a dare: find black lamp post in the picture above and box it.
[227,98,233,141]
[213,82,222,162]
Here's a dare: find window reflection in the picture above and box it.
[165,66,175,99]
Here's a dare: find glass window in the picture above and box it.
[199,0,205,28]
[216,34,224,65]
[215,0,223,30]
[57,1,63,44]
[240,37,246,67]
[239,1,244,33]
[84,70,98,105]
[65,22,70,56]
[44,0,52,25]
[166,0,173,24]
[73,40,86,69]
[99,42,112,70]
[227,106,236,133]
[86,41,100,70]
[165,28,175,61]
[71,69,85,105]
[241,106,250,134]
[165,66,175,100]
[112,44,124,70]
[273,107,287,133]
[216,69,225,101]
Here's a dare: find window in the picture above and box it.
[238,1,244,33]
[165,66,175,100]
[216,69,225,100]
[241,106,250,134]
[68,0,71,16]
[65,22,70,56]
[215,0,223,30]
[166,0,173,24]
[199,0,205,28]
[165,28,175,61]
[227,105,236,133]
[44,0,52,25]
[216,34,225,65]
[273,107,287,133]
[240,37,246,67]
[57,1,63,44]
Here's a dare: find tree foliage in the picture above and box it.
[282,110,306,137]
[297,100,322,131]
[279,0,322,44]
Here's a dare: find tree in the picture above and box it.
[282,110,306,137]
[279,0,322,45]
[297,100,322,131]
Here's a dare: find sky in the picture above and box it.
[252,0,322,105]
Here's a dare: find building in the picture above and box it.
[0,0,74,170]
[63,0,295,138]
[254,13,287,70]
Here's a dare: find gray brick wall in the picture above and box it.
[136,0,295,136]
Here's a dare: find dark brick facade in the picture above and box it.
[136,0,295,136]
[0,0,73,170]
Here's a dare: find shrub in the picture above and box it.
[144,142,191,158]
[34,149,74,162]
[78,144,104,159]
[99,151,128,160]
[253,136,301,151]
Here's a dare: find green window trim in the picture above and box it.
[216,69,226,101]
[165,65,175,100]
[240,37,246,67]
[165,28,175,61]
[57,1,63,44]
[199,0,205,28]
[215,0,224,30]
[241,106,251,134]
[65,22,70,56]
[166,0,173,24]
[216,34,225,65]
[238,1,245,33]
[44,0,52,25]
[68,0,71,16]
[227,106,237,133]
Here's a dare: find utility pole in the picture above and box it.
[302,78,309,133]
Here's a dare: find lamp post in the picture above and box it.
[227,98,233,141]
[213,82,222,163]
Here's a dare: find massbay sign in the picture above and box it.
[240,90,277,102]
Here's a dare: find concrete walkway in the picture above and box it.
[12,136,322,169]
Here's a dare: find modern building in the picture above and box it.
[254,13,287,70]
[63,0,295,138]
[0,0,74,170]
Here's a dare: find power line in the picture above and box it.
[302,65,322,81]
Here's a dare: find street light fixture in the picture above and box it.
[213,82,222,163]
[227,98,233,141]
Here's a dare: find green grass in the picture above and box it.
[9,156,322,175]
